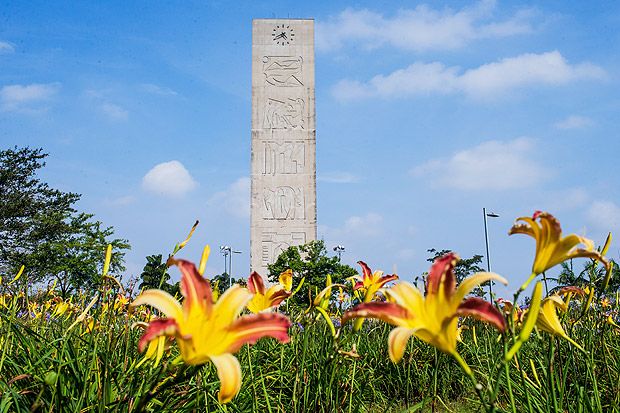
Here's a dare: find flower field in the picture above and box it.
[1,212,619,412]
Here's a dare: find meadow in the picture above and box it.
[1,212,619,412]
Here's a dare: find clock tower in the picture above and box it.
[250,19,317,277]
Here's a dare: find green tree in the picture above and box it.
[267,240,358,306]
[0,146,130,296]
[426,248,487,297]
[551,258,620,294]
[139,254,179,297]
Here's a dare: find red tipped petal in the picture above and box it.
[556,286,586,296]
[457,297,506,331]
[225,312,291,353]
[268,288,292,307]
[377,274,399,287]
[427,253,458,296]
[137,318,179,352]
[353,281,364,291]
[357,261,372,281]
[248,271,265,295]
[168,257,213,314]
[342,301,412,326]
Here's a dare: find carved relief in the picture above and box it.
[263,98,305,130]
[264,141,304,175]
[261,231,306,266]
[263,186,304,220]
[263,56,303,87]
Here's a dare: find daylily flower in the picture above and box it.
[279,269,293,292]
[343,253,507,366]
[606,313,620,329]
[456,324,469,343]
[246,271,292,313]
[509,211,609,291]
[535,294,584,351]
[497,298,525,327]
[129,257,291,403]
[350,261,398,302]
[132,321,175,368]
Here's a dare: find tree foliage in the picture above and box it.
[552,258,620,294]
[267,240,358,306]
[139,254,179,297]
[0,146,130,296]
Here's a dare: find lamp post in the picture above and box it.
[219,245,241,290]
[333,245,345,261]
[483,208,499,299]
[229,249,242,289]
[220,245,230,275]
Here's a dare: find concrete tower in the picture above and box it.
[250,19,316,277]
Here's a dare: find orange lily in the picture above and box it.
[509,211,609,291]
[350,261,398,302]
[246,271,292,313]
[343,253,507,370]
[130,257,291,403]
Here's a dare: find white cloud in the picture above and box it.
[411,137,551,190]
[207,177,250,219]
[317,171,359,183]
[333,51,605,101]
[104,196,136,206]
[396,248,416,260]
[141,83,178,96]
[0,41,15,53]
[316,1,534,52]
[142,161,198,198]
[0,82,61,111]
[586,201,620,231]
[100,103,129,121]
[327,213,384,239]
[554,115,595,130]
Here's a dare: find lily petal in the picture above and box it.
[137,318,180,352]
[212,285,253,328]
[279,270,293,292]
[248,271,265,295]
[129,289,184,321]
[426,253,458,297]
[168,257,213,315]
[225,312,291,353]
[456,297,506,331]
[210,353,242,404]
[452,272,507,310]
[388,326,415,363]
[342,302,412,327]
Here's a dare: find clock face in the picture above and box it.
[272,24,294,45]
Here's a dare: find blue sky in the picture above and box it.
[2,0,619,298]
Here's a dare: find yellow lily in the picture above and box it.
[536,294,584,351]
[606,314,620,329]
[509,211,609,291]
[246,271,291,313]
[133,322,175,368]
[343,253,507,367]
[349,261,398,302]
[130,257,291,403]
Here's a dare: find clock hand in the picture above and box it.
[274,32,285,40]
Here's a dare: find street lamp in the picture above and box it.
[219,245,241,290]
[483,208,499,299]
[229,249,242,289]
[333,245,345,261]
[220,245,230,275]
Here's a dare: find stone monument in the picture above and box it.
[250,19,317,277]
